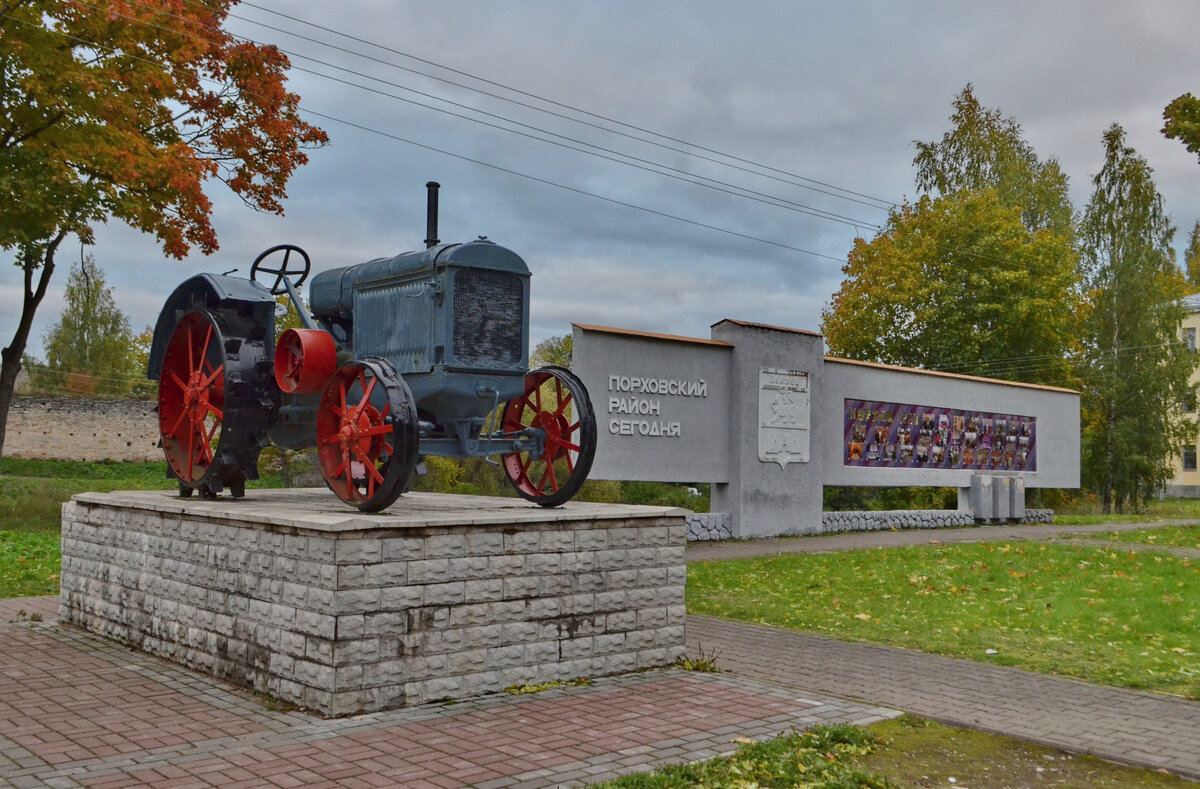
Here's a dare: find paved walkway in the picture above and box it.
[0,597,895,789]
[686,521,1200,780]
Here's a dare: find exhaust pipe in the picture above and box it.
[424,181,440,249]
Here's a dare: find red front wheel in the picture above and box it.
[316,359,419,512]
[500,367,596,507]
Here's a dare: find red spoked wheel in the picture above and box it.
[316,358,419,512]
[274,327,337,394]
[158,310,227,495]
[500,366,596,507]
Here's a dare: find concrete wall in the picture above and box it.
[4,396,160,462]
[575,324,733,483]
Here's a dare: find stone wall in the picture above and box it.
[60,489,687,716]
[4,396,159,462]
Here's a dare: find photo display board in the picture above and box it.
[843,399,1037,472]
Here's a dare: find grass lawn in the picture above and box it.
[0,531,60,598]
[590,717,1194,788]
[688,541,1200,699]
[0,458,286,597]
[0,457,284,534]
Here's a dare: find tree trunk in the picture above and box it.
[0,238,64,460]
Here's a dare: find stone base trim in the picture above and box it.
[1022,508,1055,523]
[813,508,1056,535]
[59,489,688,717]
[820,509,976,532]
[685,512,732,541]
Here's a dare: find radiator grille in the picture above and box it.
[453,269,522,368]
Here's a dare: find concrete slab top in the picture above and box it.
[68,488,690,533]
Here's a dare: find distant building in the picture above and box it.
[1164,293,1200,497]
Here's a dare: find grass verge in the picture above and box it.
[590,724,891,788]
[1053,497,1200,525]
[860,715,1193,788]
[688,541,1199,698]
[590,718,1195,788]
[1091,524,1200,549]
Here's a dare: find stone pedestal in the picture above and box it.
[60,489,687,716]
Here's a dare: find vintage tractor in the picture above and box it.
[146,183,596,512]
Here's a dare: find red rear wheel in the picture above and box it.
[500,367,596,507]
[316,359,419,512]
[158,311,227,491]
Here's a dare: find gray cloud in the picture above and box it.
[6,0,1200,363]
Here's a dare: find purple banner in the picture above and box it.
[844,399,1036,472]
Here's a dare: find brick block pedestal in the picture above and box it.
[60,489,687,716]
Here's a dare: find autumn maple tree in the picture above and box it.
[0,0,327,456]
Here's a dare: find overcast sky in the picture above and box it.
[5,0,1200,361]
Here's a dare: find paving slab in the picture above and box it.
[0,600,895,788]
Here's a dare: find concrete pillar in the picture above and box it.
[993,476,1012,521]
[1010,476,1026,521]
[969,474,993,522]
[709,320,825,538]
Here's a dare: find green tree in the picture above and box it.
[531,334,572,369]
[1162,93,1200,162]
[1079,123,1197,513]
[1184,221,1200,293]
[130,324,155,397]
[822,190,1079,388]
[913,84,1073,236]
[36,254,137,396]
[0,1,327,456]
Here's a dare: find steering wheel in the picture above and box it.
[251,244,311,295]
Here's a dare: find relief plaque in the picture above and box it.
[758,368,810,468]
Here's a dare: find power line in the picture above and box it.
[234,0,897,212]
[87,0,882,232]
[10,14,847,263]
[95,0,1089,281]
[298,107,848,261]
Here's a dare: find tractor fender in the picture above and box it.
[147,274,276,380]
